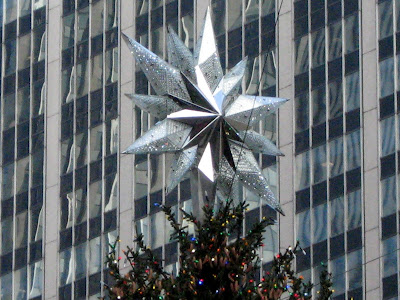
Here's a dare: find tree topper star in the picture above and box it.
[123,8,287,215]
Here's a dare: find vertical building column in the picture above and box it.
[277,0,295,250]
[44,0,63,298]
[119,0,135,260]
[361,0,381,298]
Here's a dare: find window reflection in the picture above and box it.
[296,210,311,248]
[76,61,89,97]
[106,119,119,155]
[75,189,87,224]
[345,14,359,54]
[29,261,43,298]
[63,14,75,49]
[331,256,345,295]
[261,51,276,91]
[151,212,164,248]
[295,36,309,74]
[3,93,16,129]
[16,157,29,195]
[91,54,103,91]
[347,189,361,230]
[346,130,361,170]
[75,242,87,279]
[381,176,396,217]
[347,249,362,289]
[228,0,242,30]
[105,48,118,84]
[1,218,13,254]
[18,34,31,70]
[14,267,28,299]
[382,236,398,277]
[4,39,17,76]
[329,80,343,119]
[78,7,90,43]
[105,173,118,212]
[345,71,360,112]
[295,93,309,132]
[60,249,73,286]
[330,196,344,236]
[5,0,17,23]
[328,21,342,61]
[380,58,394,98]
[262,224,278,262]
[18,87,31,122]
[89,181,102,219]
[89,237,102,275]
[312,144,327,184]
[181,14,194,48]
[379,0,393,40]
[31,207,43,241]
[312,87,326,126]
[295,150,311,190]
[2,163,15,201]
[91,0,104,37]
[1,273,13,300]
[381,116,396,156]
[245,0,259,23]
[313,203,327,243]
[106,0,118,29]
[329,137,344,177]
[15,211,28,249]
[312,29,325,67]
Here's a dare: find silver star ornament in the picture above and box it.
[123,8,287,215]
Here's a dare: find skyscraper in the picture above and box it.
[0,0,397,299]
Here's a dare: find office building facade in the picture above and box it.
[0,0,396,299]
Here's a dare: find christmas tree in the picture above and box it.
[104,200,333,299]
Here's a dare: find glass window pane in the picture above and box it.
[1,273,13,300]
[106,119,118,155]
[75,189,87,224]
[76,133,88,166]
[89,237,102,275]
[212,0,226,36]
[347,249,362,289]
[295,93,309,132]
[329,21,342,61]
[89,181,102,219]
[18,87,31,123]
[382,236,398,277]
[16,157,29,195]
[181,14,194,49]
[15,211,28,248]
[345,14,359,53]
[382,176,396,217]
[329,137,344,177]
[91,54,103,92]
[91,0,104,36]
[312,86,326,126]
[105,48,118,84]
[60,249,73,286]
[62,67,75,103]
[297,210,311,247]
[313,144,327,184]
[33,81,45,116]
[261,51,276,91]
[136,218,149,245]
[379,0,393,40]
[245,57,260,95]
[33,29,46,62]
[150,212,165,248]
[5,39,17,76]
[381,116,396,156]
[347,189,362,230]
[105,173,118,212]
[330,196,344,236]
[331,256,345,295]
[262,224,278,262]
[1,218,13,254]
[329,80,343,119]
[295,35,309,74]
[77,7,90,43]
[151,26,164,56]
[5,0,17,23]
[346,130,361,170]
[29,261,43,298]
[380,58,395,98]
[345,71,360,111]
[31,207,43,241]
[245,0,259,23]
[63,14,75,49]
[3,93,16,130]
[18,34,31,70]
[312,28,325,67]
[19,0,31,16]
[106,0,118,29]
[15,267,28,299]
[313,203,327,243]
[75,242,87,279]
[296,151,311,190]
[2,164,15,201]
[76,61,89,97]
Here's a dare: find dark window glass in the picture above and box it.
[347,227,362,252]
[380,94,395,119]
[74,222,87,245]
[295,16,308,38]
[63,0,74,15]
[106,27,118,49]
[296,246,310,271]
[59,284,72,300]
[262,205,277,221]
[16,192,29,213]
[261,155,276,169]
[89,272,101,295]
[329,174,344,199]
[312,181,327,206]
[295,129,310,154]
[311,9,325,31]
[1,253,12,275]
[332,294,345,300]
[3,128,15,164]
[344,0,358,16]
[312,122,326,147]
[104,209,117,232]
[328,57,342,81]
[294,0,308,20]
[89,216,101,239]
[328,2,341,23]
[311,65,325,88]
[31,185,43,208]
[313,240,327,265]
[348,288,363,300]
[346,167,361,192]
[91,34,103,56]
[90,160,102,182]
[261,31,275,53]
[74,277,87,298]
[261,13,275,29]
[180,179,191,201]
[33,60,45,82]
[383,274,398,299]
[33,7,46,28]
[78,0,89,9]
[345,108,360,132]
[14,247,27,270]
[381,153,396,179]
[245,208,260,230]
[136,14,148,36]
[329,116,343,140]
[165,242,178,265]
[330,234,345,258]
[345,51,359,75]
[29,240,42,262]
[77,41,89,62]
[1,198,14,218]
[4,73,16,95]
[379,36,394,60]
[62,47,74,70]
[166,1,178,23]
[60,229,72,252]
[18,67,30,88]
[60,172,73,195]
[382,213,397,239]
[135,197,147,220]
[228,45,242,69]
[181,0,194,16]
[105,154,117,175]
[17,139,29,159]
[19,14,32,35]
[150,190,163,214]
[4,20,17,41]
[295,72,309,96]
[151,6,163,29]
